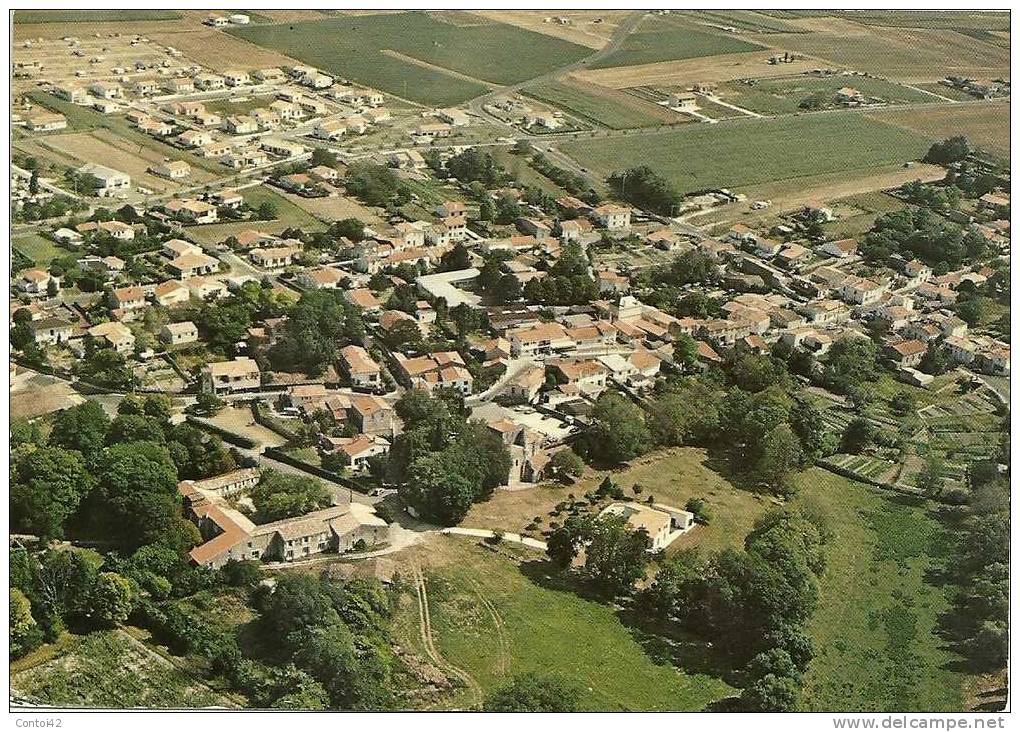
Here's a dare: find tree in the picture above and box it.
[545,515,592,569]
[331,217,365,242]
[10,587,43,659]
[49,400,110,460]
[742,673,799,711]
[924,136,970,166]
[310,147,338,168]
[548,448,584,482]
[917,452,946,498]
[249,470,332,524]
[583,514,651,597]
[221,560,263,588]
[889,391,917,417]
[269,291,364,375]
[484,673,581,712]
[607,166,681,216]
[11,446,94,539]
[822,337,877,395]
[754,424,802,495]
[585,391,650,465]
[346,163,410,207]
[75,348,137,390]
[258,201,278,220]
[957,297,986,326]
[439,243,471,272]
[194,392,225,416]
[89,572,133,626]
[840,417,874,455]
[685,497,712,525]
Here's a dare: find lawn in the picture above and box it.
[461,447,774,555]
[525,79,685,129]
[397,535,736,710]
[10,630,235,708]
[789,469,969,711]
[559,113,931,194]
[230,12,590,106]
[13,232,67,267]
[590,16,765,69]
[867,101,1010,162]
[717,76,936,116]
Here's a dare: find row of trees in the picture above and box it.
[607,166,682,216]
[860,207,989,272]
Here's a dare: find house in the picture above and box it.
[345,288,382,313]
[211,190,245,209]
[821,238,858,258]
[836,87,864,104]
[254,67,286,83]
[308,165,340,184]
[89,81,122,99]
[201,357,261,394]
[187,276,229,301]
[980,347,1010,376]
[394,352,473,395]
[169,251,220,280]
[223,70,249,87]
[177,129,213,148]
[223,115,259,135]
[321,434,390,472]
[53,228,84,248]
[313,118,348,142]
[548,358,608,396]
[251,246,299,269]
[195,73,225,91]
[166,199,219,224]
[88,321,136,354]
[29,316,74,346]
[507,321,575,357]
[591,204,631,230]
[667,92,698,111]
[261,137,305,158]
[153,280,191,307]
[599,502,693,551]
[53,84,88,104]
[886,339,927,368]
[161,321,199,346]
[163,77,195,94]
[138,117,175,136]
[560,218,594,242]
[298,267,345,290]
[339,345,382,389]
[109,285,146,311]
[836,276,887,306]
[26,110,67,132]
[505,363,545,403]
[18,269,57,295]
[162,239,201,259]
[78,164,130,196]
[148,160,191,180]
[200,141,233,159]
[437,108,471,126]
[346,394,395,437]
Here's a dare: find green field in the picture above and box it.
[590,16,764,69]
[559,114,930,194]
[678,10,808,34]
[13,233,68,267]
[718,76,935,116]
[401,537,735,710]
[185,186,325,245]
[10,630,234,708]
[837,10,1010,31]
[14,10,182,23]
[525,80,681,130]
[790,469,968,711]
[230,12,590,106]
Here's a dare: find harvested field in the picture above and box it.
[281,191,391,230]
[867,101,1010,161]
[147,29,302,71]
[12,9,210,40]
[466,10,635,50]
[576,51,821,89]
[716,76,935,115]
[747,18,1010,82]
[560,113,930,195]
[33,129,216,194]
[525,76,687,129]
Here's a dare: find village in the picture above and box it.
[9,8,1011,716]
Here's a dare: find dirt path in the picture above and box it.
[380,49,500,89]
[412,565,484,709]
[467,578,510,678]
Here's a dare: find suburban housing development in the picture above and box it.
[8,7,1010,718]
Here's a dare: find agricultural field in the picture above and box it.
[525,77,687,129]
[746,18,1010,82]
[229,12,591,106]
[677,10,809,34]
[590,15,765,69]
[559,113,930,195]
[716,75,935,116]
[867,101,1010,162]
[461,447,776,555]
[10,630,236,708]
[394,535,736,711]
[465,10,635,50]
[13,9,182,23]
[789,469,969,711]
